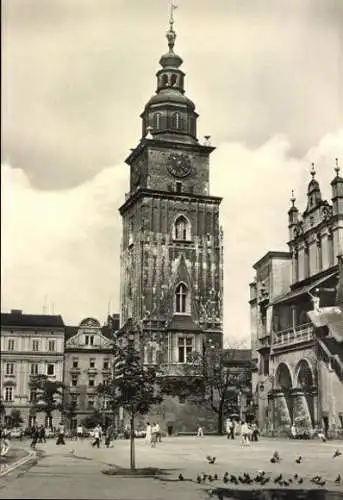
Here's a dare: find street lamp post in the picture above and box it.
[258,375,275,437]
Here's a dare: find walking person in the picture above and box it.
[151,423,158,448]
[197,425,204,437]
[225,418,232,440]
[92,426,101,448]
[240,421,250,446]
[291,423,297,439]
[56,422,66,445]
[38,425,46,443]
[30,425,39,449]
[251,423,259,442]
[145,422,152,445]
[154,422,162,442]
[77,424,83,440]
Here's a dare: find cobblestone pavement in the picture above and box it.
[0,436,342,499]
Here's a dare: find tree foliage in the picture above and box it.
[7,409,24,428]
[29,375,64,423]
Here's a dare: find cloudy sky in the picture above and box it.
[1,0,343,344]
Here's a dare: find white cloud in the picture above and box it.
[1,130,342,342]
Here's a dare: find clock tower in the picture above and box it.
[119,13,223,376]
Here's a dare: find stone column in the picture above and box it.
[292,389,313,430]
[273,390,292,434]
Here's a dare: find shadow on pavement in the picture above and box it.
[208,489,343,500]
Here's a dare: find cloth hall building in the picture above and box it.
[118,16,223,433]
[250,163,343,437]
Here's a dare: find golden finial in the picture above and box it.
[335,158,340,177]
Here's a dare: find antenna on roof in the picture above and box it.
[51,303,55,315]
[43,295,48,314]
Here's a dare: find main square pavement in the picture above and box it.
[0,436,342,499]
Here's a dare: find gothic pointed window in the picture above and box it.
[175,283,188,314]
[174,215,190,240]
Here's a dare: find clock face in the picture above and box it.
[166,153,192,178]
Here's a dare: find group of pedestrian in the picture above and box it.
[226,418,259,446]
[145,422,161,448]
[30,425,48,448]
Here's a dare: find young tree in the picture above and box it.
[63,397,78,431]
[98,337,162,470]
[29,375,64,427]
[7,409,24,428]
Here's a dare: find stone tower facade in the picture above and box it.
[119,17,223,378]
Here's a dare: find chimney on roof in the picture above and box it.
[11,309,22,315]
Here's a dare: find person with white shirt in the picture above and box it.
[92,426,101,448]
[77,424,83,440]
[240,421,250,446]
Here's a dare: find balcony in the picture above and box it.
[272,323,314,349]
[70,366,81,374]
[87,367,98,375]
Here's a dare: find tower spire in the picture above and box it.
[167,2,178,52]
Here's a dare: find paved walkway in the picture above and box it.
[0,437,342,499]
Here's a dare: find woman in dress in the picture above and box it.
[145,422,152,445]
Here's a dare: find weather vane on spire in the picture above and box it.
[335,158,340,177]
[169,1,178,27]
[166,2,178,52]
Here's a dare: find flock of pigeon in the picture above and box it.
[174,449,342,489]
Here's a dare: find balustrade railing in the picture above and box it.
[273,323,314,348]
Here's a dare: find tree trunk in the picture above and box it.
[129,415,135,470]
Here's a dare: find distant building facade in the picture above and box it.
[222,349,253,422]
[250,163,343,437]
[64,317,119,429]
[0,309,65,427]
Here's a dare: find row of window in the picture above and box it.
[4,362,56,377]
[5,339,57,352]
[71,358,110,370]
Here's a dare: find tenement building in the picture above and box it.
[0,309,65,427]
[118,15,223,432]
[64,316,119,429]
[250,162,343,437]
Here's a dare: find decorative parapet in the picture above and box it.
[272,323,314,349]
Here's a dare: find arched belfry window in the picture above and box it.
[172,112,181,130]
[170,74,177,87]
[175,283,188,314]
[154,112,161,130]
[174,215,190,240]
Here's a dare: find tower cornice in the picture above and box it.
[125,138,215,165]
[119,187,222,215]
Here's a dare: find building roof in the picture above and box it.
[64,325,114,341]
[253,251,291,270]
[222,349,252,364]
[1,311,65,328]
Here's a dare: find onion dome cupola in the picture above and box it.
[288,190,299,225]
[140,6,199,145]
[288,189,299,241]
[305,162,322,212]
